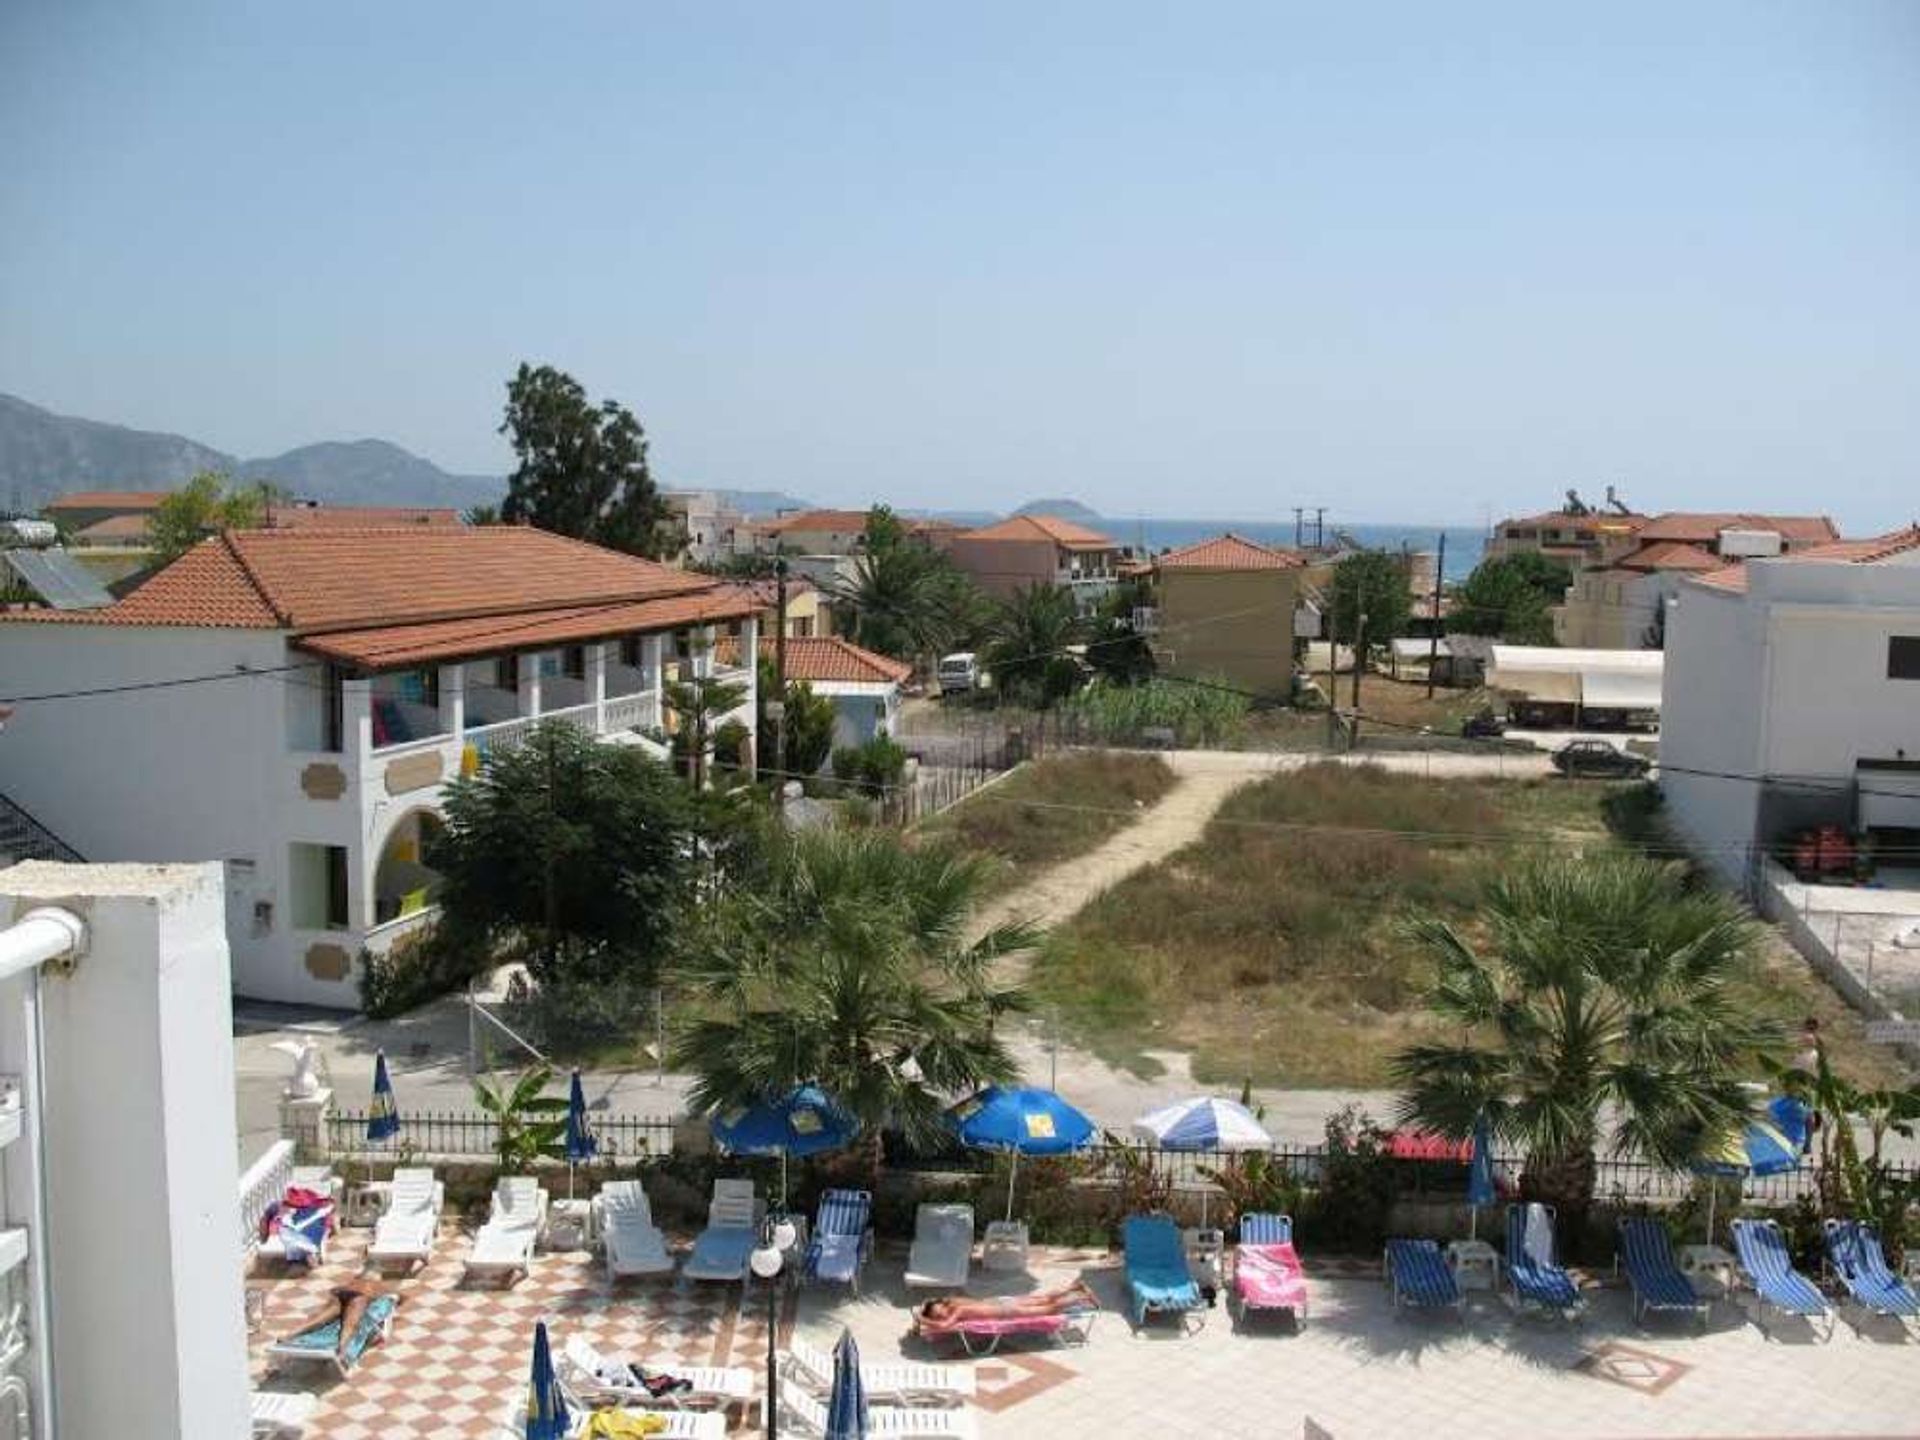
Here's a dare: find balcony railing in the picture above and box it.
[603,690,659,732]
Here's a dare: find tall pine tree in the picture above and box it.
[498,363,671,556]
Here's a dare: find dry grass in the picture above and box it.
[918,751,1178,888]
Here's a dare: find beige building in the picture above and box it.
[1487,506,1649,568]
[945,513,1123,609]
[751,508,873,556]
[1141,533,1305,696]
[741,573,834,638]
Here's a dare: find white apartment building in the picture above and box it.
[662,489,752,566]
[0,526,759,1008]
[1660,527,1920,886]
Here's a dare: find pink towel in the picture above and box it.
[1236,1242,1308,1312]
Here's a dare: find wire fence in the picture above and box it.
[325,1108,676,1164]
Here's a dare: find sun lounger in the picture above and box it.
[561,1334,753,1412]
[913,1296,1098,1356]
[805,1187,873,1293]
[1731,1218,1833,1340]
[257,1190,335,1267]
[1505,1203,1583,1320]
[367,1167,443,1272]
[250,1390,318,1437]
[905,1203,975,1290]
[598,1178,676,1281]
[779,1386,978,1438]
[1232,1212,1307,1328]
[1123,1214,1207,1332]
[683,1178,764,1286]
[497,1388,727,1440]
[1616,1216,1707,1328]
[1383,1238,1461,1315]
[1825,1219,1920,1327]
[784,1332,975,1406]
[463,1175,549,1283]
[265,1294,398,1378]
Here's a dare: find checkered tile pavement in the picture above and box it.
[248,1224,778,1438]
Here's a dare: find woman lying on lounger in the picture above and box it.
[917,1280,1098,1325]
[279,1278,401,1364]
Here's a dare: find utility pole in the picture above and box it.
[1349,610,1367,741]
[1324,599,1339,749]
[770,558,790,782]
[1293,507,1304,549]
[1313,507,1326,549]
[1426,531,1446,699]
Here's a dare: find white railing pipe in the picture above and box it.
[0,910,82,986]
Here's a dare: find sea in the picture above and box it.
[1119,519,1486,583]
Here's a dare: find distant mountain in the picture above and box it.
[235,440,499,510]
[0,392,229,511]
[1013,497,1103,524]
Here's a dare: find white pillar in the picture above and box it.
[738,616,760,780]
[519,655,543,718]
[343,676,373,757]
[589,643,608,732]
[441,662,465,740]
[641,636,665,729]
[0,862,250,1440]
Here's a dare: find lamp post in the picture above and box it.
[749,1212,799,1439]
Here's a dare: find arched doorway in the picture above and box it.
[373,809,446,926]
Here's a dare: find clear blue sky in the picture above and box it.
[4,2,1916,529]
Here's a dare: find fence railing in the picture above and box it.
[325,1109,675,1163]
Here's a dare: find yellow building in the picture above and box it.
[1145,533,1305,697]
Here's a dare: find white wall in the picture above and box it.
[1659,582,1765,883]
[0,861,250,1439]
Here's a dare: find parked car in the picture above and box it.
[1461,708,1507,739]
[937,652,980,696]
[1550,739,1651,779]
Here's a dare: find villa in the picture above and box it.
[0,525,760,1007]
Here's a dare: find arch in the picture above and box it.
[372,806,446,926]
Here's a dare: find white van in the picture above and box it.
[937,652,980,695]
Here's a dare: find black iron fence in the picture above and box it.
[326,1108,675,1163]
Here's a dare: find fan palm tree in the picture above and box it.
[1392,854,1776,1228]
[670,829,1038,1164]
[984,583,1085,707]
[833,541,974,662]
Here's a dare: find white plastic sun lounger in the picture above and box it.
[598,1178,676,1280]
[250,1390,318,1437]
[463,1176,548,1284]
[683,1178,763,1286]
[784,1332,975,1406]
[904,1203,975,1291]
[561,1334,754,1411]
[779,1386,977,1438]
[368,1167,443,1271]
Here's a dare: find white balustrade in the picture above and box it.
[237,1139,296,1258]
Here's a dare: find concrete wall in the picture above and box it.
[0,861,250,1439]
[1659,581,1765,884]
[1156,568,1298,695]
[944,536,1060,599]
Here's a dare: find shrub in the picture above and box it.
[831,731,908,797]
[1062,677,1251,747]
[358,922,487,1018]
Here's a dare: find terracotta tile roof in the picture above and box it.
[738,574,819,607]
[1691,524,1920,594]
[42,490,171,512]
[1637,512,1839,545]
[1153,533,1305,571]
[719,634,910,686]
[266,505,463,530]
[70,513,154,543]
[958,514,1117,548]
[759,509,872,534]
[1497,510,1648,532]
[296,587,763,669]
[1611,540,1723,573]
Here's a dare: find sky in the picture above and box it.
[3,2,1917,530]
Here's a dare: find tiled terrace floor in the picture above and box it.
[249,1227,1920,1439]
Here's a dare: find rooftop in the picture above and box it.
[957,514,1118,548]
[42,489,171,512]
[1609,540,1726,574]
[69,512,154,544]
[1496,509,1648,533]
[265,504,464,530]
[1153,532,1305,571]
[720,634,911,686]
[759,508,873,534]
[1638,512,1839,545]
[1694,524,1920,593]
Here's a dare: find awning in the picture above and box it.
[1580,669,1663,711]
[1390,637,1451,661]
[1496,669,1582,703]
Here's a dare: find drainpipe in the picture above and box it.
[0,905,86,1440]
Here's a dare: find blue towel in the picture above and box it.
[1124,1216,1202,1325]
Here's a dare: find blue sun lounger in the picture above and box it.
[1383,1238,1461,1316]
[1616,1216,1707,1329]
[1823,1219,1920,1328]
[805,1187,873,1293]
[266,1294,398,1378]
[1123,1215,1207,1332]
[1505,1204,1583,1320]
[1731,1218,1833,1341]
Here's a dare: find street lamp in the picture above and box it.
[749,1213,799,1439]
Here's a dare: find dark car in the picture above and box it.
[1461,708,1507,739]
[1551,738,1651,778]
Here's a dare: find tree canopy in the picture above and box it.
[984,583,1085,707]
[1327,550,1413,648]
[149,471,273,561]
[1448,553,1573,644]
[757,654,837,778]
[498,363,670,556]
[833,507,983,661]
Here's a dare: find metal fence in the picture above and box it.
[326,1108,675,1163]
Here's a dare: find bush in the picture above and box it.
[1062,677,1251,747]
[831,731,908,797]
[358,922,486,1018]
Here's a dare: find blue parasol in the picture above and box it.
[1693,1095,1809,1242]
[524,1319,569,1440]
[824,1326,868,1440]
[948,1085,1096,1221]
[711,1084,858,1206]
[1466,1114,1496,1240]
[366,1050,400,1144]
[564,1069,597,1201]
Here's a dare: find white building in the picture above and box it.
[1660,527,1920,886]
[1486,644,1664,728]
[730,635,910,751]
[0,526,759,1008]
[662,490,752,567]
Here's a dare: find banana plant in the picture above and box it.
[473,1065,570,1175]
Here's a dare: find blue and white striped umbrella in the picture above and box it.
[1131,1096,1272,1152]
[1693,1095,1809,1243]
[824,1327,868,1440]
[366,1050,400,1143]
[524,1320,569,1440]
[564,1070,597,1164]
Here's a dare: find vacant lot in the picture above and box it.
[919,751,1178,889]
[1029,763,1907,1089]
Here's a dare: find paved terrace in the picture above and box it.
[250,1227,1920,1440]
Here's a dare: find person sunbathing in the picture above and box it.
[279,1277,400,1364]
[918,1280,1098,1325]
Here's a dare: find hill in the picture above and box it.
[234,440,499,509]
[1013,497,1103,524]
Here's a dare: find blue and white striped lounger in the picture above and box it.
[1617,1216,1707,1328]
[805,1187,873,1293]
[1823,1219,1919,1329]
[1731,1218,1833,1341]
[1384,1239,1461,1315]
[1505,1204,1583,1320]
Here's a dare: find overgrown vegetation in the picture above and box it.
[919,751,1177,882]
[1060,676,1251,746]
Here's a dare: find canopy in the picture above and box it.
[949,1085,1095,1155]
[366,1051,400,1143]
[564,1070,597,1164]
[1131,1096,1272,1151]
[825,1327,869,1440]
[1580,669,1663,711]
[711,1084,859,1159]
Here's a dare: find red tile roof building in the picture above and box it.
[1151,533,1306,571]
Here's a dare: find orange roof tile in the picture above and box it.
[71,513,154,543]
[760,509,872,534]
[1690,525,1920,594]
[1154,533,1305,571]
[958,514,1117,548]
[42,490,171,512]
[266,505,463,530]
[1638,512,1839,545]
[719,635,910,686]
[1611,540,1723,573]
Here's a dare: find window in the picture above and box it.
[1891,636,1920,681]
[619,636,643,669]
[561,645,586,680]
[290,843,351,931]
[792,616,814,639]
[496,655,520,692]
[394,668,438,709]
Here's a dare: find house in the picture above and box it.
[1661,526,1920,886]
[740,573,834,639]
[725,634,910,750]
[944,513,1124,609]
[1552,514,1843,649]
[1137,533,1306,695]
[263,500,465,530]
[1486,645,1664,729]
[1486,504,1648,568]
[0,525,759,1007]
[41,488,171,532]
[751,508,874,556]
[662,489,752,566]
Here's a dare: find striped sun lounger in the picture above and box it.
[1731,1218,1833,1341]
[1506,1204,1583,1320]
[1823,1220,1920,1329]
[1233,1213,1308,1328]
[1617,1216,1707,1328]
[1384,1239,1461,1316]
[805,1188,873,1293]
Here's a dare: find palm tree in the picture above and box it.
[984,583,1084,707]
[1391,853,1776,1227]
[833,540,976,663]
[669,829,1038,1164]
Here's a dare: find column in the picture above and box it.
[589,642,608,732]
[641,635,664,729]
[342,676,373,758]
[519,655,543,718]
[440,662,465,739]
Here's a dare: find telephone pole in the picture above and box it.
[770,558,790,781]
[1349,610,1368,741]
[1425,531,1446,699]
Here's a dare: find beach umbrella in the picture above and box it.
[1131,1096,1273,1226]
[524,1319,569,1440]
[824,1327,868,1440]
[949,1085,1096,1223]
[564,1069,597,1202]
[711,1084,858,1207]
[1692,1095,1809,1244]
[1466,1114,1497,1242]
[366,1050,400,1144]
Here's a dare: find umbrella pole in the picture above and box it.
[1470,1205,1478,1243]
[1006,1149,1019,1225]
[1706,1184,1716,1246]
[781,1151,789,1211]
